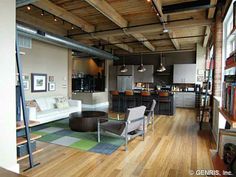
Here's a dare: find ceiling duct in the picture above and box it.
[16,24,119,60]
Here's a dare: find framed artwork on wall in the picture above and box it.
[23,75,30,91]
[49,76,54,82]
[48,82,56,91]
[23,80,30,90]
[31,73,47,92]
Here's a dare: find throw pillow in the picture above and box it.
[55,96,69,109]
[26,100,41,112]
[55,101,69,109]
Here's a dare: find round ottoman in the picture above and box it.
[69,111,108,132]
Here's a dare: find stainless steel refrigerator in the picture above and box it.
[117,76,133,92]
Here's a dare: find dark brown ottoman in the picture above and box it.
[69,111,108,132]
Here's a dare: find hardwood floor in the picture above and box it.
[20,108,215,177]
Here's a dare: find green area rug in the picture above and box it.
[33,119,124,155]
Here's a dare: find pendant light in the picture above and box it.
[137,53,146,72]
[157,53,166,72]
[120,56,128,73]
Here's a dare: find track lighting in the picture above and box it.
[147,0,151,2]
[71,25,74,30]
[54,16,57,22]
[27,5,31,10]
[41,10,44,16]
[163,28,169,33]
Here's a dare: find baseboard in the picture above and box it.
[82,102,109,108]
[2,163,20,173]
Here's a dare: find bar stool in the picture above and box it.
[124,90,136,110]
[111,90,121,112]
[141,91,152,108]
[157,92,172,115]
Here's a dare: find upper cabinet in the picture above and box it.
[134,65,154,83]
[117,65,134,76]
[173,64,196,83]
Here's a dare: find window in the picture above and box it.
[223,1,236,60]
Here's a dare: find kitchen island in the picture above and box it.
[111,91,176,115]
[72,91,109,108]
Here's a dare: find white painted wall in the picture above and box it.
[0,0,18,173]
[196,43,206,84]
[20,40,68,100]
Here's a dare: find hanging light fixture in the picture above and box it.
[120,56,128,73]
[137,53,146,72]
[157,53,166,72]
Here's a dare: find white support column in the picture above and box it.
[0,0,18,173]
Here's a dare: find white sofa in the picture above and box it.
[26,96,82,124]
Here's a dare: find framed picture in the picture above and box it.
[31,73,47,92]
[23,80,30,90]
[218,129,236,159]
[48,82,56,91]
[49,76,54,82]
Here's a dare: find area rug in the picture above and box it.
[33,119,124,155]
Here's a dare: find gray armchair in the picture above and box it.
[97,106,146,151]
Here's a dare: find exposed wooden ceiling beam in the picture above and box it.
[208,0,217,18]
[100,37,133,53]
[16,11,67,35]
[32,0,134,53]
[85,0,155,51]
[75,19,213,40]
[33,0,95,32]
[153,0,180,50]
[131,33,155,51]
[203,26,211,47]
[168,32,180,50]
[84,0,128,28]
[203,0,217,47]
[16,0,39,8]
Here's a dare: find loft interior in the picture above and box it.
[1,0,236,177]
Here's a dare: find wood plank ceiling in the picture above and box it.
[16,0,216,55]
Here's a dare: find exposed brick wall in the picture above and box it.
[213,8,223,97]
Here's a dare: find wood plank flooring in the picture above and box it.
[20,108,215,177]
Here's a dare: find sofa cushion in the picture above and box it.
[55,96,69,109]
[37,109,60,119]
[35,98,49,111]
[45,97,57,110]
[26,100,41,112]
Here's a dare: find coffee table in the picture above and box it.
[69,111,108,132]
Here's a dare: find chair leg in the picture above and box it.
[125,123,128,151]
[152,112,154,131]
[142,118,145,141]
[97,121,100,142]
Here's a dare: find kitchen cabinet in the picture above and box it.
[173,64,196,83]
[134,65,154,83]
[174,92,195,108]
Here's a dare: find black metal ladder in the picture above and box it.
[199,55,214,130]
[16,31,39,170]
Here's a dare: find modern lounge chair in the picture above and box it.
[97,106,146,151]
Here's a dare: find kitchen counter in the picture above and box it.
[111,91,176,115]
[72,92,109,108]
